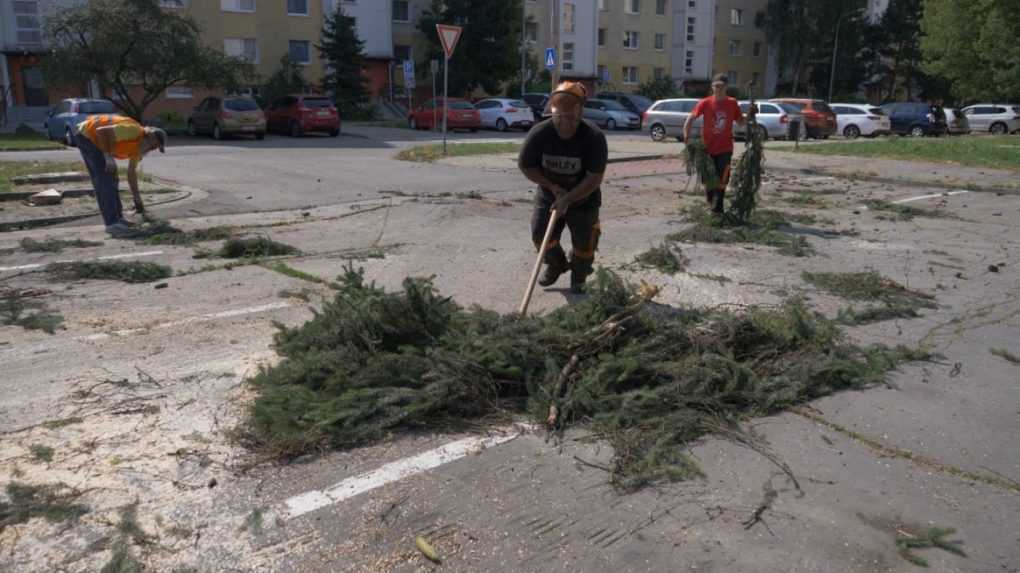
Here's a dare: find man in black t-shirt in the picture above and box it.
[518,81,609,294]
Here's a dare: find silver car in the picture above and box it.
[585,98,641,130]
[961,104,1020,134]
[944,108,971,135]
[734,101,806,141]
[643,98,701,141]
[44,98,116,147]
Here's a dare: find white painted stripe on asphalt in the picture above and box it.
[0,250,165,272]
[83,301,293,341]
[284,427,528,519]
[890,190,969,204]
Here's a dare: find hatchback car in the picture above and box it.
[961,104,1020,134]
[880,102,946,136]
[734,101,806,141]
[585,99,641,130]
[408,98,481,131]
[944,108,971,135]
[643,98,701,141]
[829,103,892,138]
[596,92,654,126]
[769,99,837,138]
[45,98,116,146]
[474,98,534,131]
[266,95,340,137]
[188,96,266,140]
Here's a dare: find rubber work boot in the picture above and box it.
[570,270,588,294]
[539,263,568,287]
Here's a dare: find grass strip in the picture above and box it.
[395,142,520,163]
[792,135,1020,171]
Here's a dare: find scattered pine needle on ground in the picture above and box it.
[803,271,937,325]
[47,261,173,283]
[20,237,104,253]
[635,241,687,274]
[1,288,65,333]
[896,526,966,567]
[989,347,1020,365]
[216,237,299,259]
[242,266,926,490]
[0,482,89,532]
[669,204,814,257]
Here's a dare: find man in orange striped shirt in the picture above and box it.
[75,114,166,236]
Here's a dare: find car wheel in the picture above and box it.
[909,125,925,137]
[64,128,75,147]
[290,121,302,138]
[606,118,617,131]
[496,118,508,132]
[843,125,861,139]
[255,132,265,141]
[990,122,1007,135]
[187,120,197,137]
[409,117,417,130]
[213,123,223,140]
[650,123,666,142]
[329,128,340,137]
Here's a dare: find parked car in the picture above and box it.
[596,92,654,126]
[188,96,266,140]
[408,98,481,131]
[585,98,641,130]
[642,98,700,141]
[45,98,116,146]
[474,98,534,131]
[266,94,340,137]
[944,108,971,135]
[581,105,612,129]
[880,102,946,137]
[734,101,806,141]
[522,93,550,121]
[829,103,892,139]
[961,104,1020,134]
[769,98,837,138]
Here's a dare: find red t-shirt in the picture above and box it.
[691,96,743,156]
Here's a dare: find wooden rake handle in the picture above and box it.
[519,208,558,316]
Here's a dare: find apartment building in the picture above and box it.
[596,0,671,93]
[670,0,714,90]
[0,0,81,109]
[712,0,768,96]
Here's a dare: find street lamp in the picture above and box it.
[828,8,863,103]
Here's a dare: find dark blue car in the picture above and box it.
[880,102,947,137]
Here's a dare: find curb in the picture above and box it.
[607,153,677,164]
[0,190,193,233]
[0,188,93,202]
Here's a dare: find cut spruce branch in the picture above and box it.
[243,265,926,490]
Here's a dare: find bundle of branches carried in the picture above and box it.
[244,265,924,490]
[726,108,766,224]
[684,139,719,193]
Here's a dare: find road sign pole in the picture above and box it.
[443,55,449,155]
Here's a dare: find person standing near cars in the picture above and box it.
[75,114,166,236]
[683,73,750,214]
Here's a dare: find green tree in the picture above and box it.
[418,0,524,95]
[43,0,254,121]
[261,56,309,108]
[318,4,368,115]
[921,0,1020,102]
[638,76,680,101]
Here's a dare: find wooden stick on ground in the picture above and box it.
[519,209,558,316]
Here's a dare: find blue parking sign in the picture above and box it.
[545,48,556,70]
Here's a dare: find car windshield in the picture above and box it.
[449,101,475,110]
[597,100,627,111]
[627,95,653,109]
[303,98,334,108]
[79,101,114,114]
[225,99,259,111]
[778,103,802,114]
[509,100,529,108]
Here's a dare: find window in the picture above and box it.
[166,86,194,99]
[289,40,311,64]
[13,1,41,44]
[623,66,639,84]
[563,3,575,34]
[597,65,609,82]
[597,28,606,46]
[158,0,188,7]
[624,31,639,49]
[656,0,666,15]
[562,42,574,71]
[393,0,409,22]
[221,0,255,12]
[752,72,760,86]
[393,44,411,62]
[526,22,538,43]
[687,17,695,42]
[688,0,695,6]
[685,50,694,74]
[287,0,307,15]
[728,40,741,56]
[727,70,738,84]
[654,67,665,80]
[655,33,665,50]
[598,0,607,10]
[759,104,779,114]
[730,9,743,25]
[626,0,640,14]
[224,38,259,63]
[753,41,762,57]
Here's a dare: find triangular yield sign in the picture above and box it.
[436,24,463,59]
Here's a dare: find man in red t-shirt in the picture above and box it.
[683,73,750,214]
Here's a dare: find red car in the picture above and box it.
[770,98,837,139]
[408,98,480,131]
[266,94,340,137]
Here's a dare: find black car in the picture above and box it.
[880,102,947,136]
[522,93,549,122]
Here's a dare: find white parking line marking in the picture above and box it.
[890,190,969,205]
[0,250,165,272]
[84,302,293,341]
[284,427,528,519]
